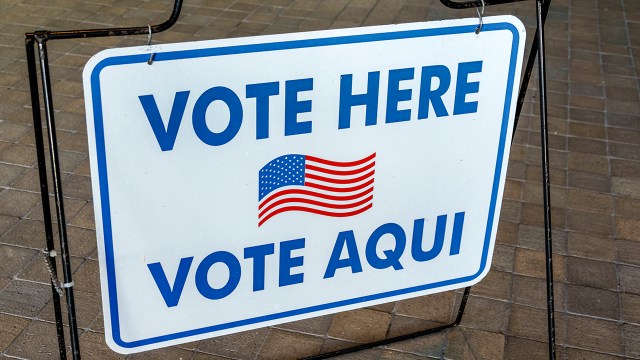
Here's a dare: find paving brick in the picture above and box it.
[77,331,125,360]
[607,113,640,130]
[0,244,36,277]
[617,239,640,266]
[59,173,92,201]
[0,279,50,317]
[508,305,564,344]
[318,338,360,355]
[623,324,640,358]
[39,289,101,330]
[496,220,518,246]
[327,308,391,343]
[257,329,324,359]
[564,348,624,360]
[385,315,443,339]
[616,217,640,242]
[569,107,604,125]
[10,167,57,193]
[274,314,332,335]
[1,218,48,249]
[0,189,40,217]
[619,265,640,295]
[197,328,268,359]
[446,328,505,360]
[17,253,83,285]
[608,127,640,145]
[568,188,614,213]
[331,347,382,359]
[380,349,430,360]
[472,270,512,301]
[0,143,37,167]
[566,256,618,290]
[568,121,606,139]
[566,284,619,320]
[459,296,509,334]
[394,292,455,324]
[615,196,640,218]
[503,179,523,201]
[4,320,65,360]
[504,336,548,360]
[511,275,564,309]
[0,214,18,238]
[64,226,96,258]
[620,293,640,325]
[566,209,613,237]
[565,315,623,355]
[516,224,567,253]
[127,344,194,359]
[567,232,616,262]
[520,203,566,230]
[612,177,640,198]
[499,199,521,223]
[0,163,27,187]
[191,352,229,360]
[568,171,611,193]
[68,201,95,230]
[25,196,86,223]
[514,248,565,281]
[0,313,30,352]
[523,183,567,208]
[490,244,515,273]
[70,258,100,293]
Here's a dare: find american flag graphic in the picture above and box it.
[258,153,376,226]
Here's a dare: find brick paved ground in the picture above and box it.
[0,0,639,359]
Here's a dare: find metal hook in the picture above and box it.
[475,0,485,34]
[147,24,155,65]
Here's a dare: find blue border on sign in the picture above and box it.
[89,22,520,348]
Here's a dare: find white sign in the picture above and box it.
[83,16,525,353]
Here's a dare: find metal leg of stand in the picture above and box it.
[34,37,81,360]
[25,37,68,360]
[440,1,557,358]
[24,2,184,359]
[534,1,556,358]
[303,287,471,360]
[513,0,551,136]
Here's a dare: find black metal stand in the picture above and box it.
[303,0,556,358]
[24,0,554,359]
[534,1,556,358]
[24,2,184,359]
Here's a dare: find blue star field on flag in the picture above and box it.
[258,154,305,200]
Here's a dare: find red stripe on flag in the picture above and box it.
[306,152,375,167]
[305,160,375,176]
[258,203,373,227]
[303,177,374,193]
[258,185,373,211]
[305,169,374,185]
[259,189,373,218]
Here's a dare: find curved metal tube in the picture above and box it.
[440,0,529,9]
[27,0,182,40]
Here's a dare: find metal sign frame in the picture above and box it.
[24,0,555,358]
